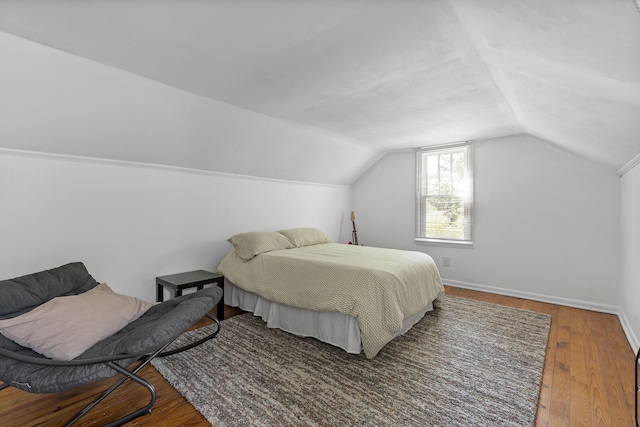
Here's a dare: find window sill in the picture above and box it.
[414,238,474,249]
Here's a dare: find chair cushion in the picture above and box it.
[0,283,153,360]
[0,262,98,319]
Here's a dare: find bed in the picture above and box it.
[216,228,445,358]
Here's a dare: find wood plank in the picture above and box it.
[534,300,556,427]
[592,312,634,426]
[569,306,591,427]
[582,310,614,426]
[548,305,571,426]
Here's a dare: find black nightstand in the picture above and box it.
[156,270,225,320]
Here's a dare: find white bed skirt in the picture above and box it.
[225,280,433,354]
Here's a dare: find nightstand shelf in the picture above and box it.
[156,270,224,320]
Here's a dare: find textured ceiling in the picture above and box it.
[0,0,639,179]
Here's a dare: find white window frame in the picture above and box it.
[415,142,474,247]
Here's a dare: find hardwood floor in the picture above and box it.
[0,288,635,426]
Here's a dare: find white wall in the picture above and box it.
[353,134,621,311]
[0,31,380,186]
[0,152,352,302]
[620,163,640,353]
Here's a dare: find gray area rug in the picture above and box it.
[151,295,550,426]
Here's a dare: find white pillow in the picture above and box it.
[277,228,334,247]
[0,283,153,360]
[227,231,295,261]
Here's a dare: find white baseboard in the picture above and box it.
[443,278,618,314]
[618,307,639,354]
[443,278,640,353]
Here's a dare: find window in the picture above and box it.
[416,142,473,245]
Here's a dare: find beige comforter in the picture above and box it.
[216,243,444,358]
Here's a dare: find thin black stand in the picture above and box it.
[636,346,639,427]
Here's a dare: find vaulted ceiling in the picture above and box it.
[1,0,639,181]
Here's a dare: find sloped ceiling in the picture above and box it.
[0,0,639,183]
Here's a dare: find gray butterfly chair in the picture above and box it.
[0,262,222,427]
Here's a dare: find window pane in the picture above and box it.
[425,197,466,239]
[438,154,449,195]
[426,155,439,195]
[416,143,473,243]
[451,152,465,194]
